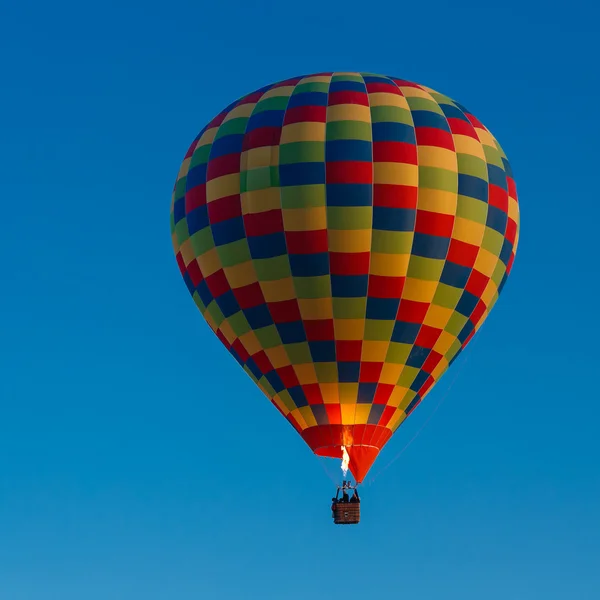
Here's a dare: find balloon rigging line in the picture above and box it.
[365,338,476,486]
[316,337,477,488]
[318,454,339,485]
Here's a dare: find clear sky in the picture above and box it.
[1,0,599,598]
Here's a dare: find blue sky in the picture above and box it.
[1,0,599,598]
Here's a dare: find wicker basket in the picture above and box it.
[333,502,360,525]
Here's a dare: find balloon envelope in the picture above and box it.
[170,72,520,482]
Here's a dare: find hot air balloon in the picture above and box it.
[170,72,520,524]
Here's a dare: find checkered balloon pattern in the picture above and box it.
[170,73,520,482]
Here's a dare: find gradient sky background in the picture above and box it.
[1,0,599,598]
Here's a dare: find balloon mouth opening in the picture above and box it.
[300,424,393,482]
[312,443,383,484]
